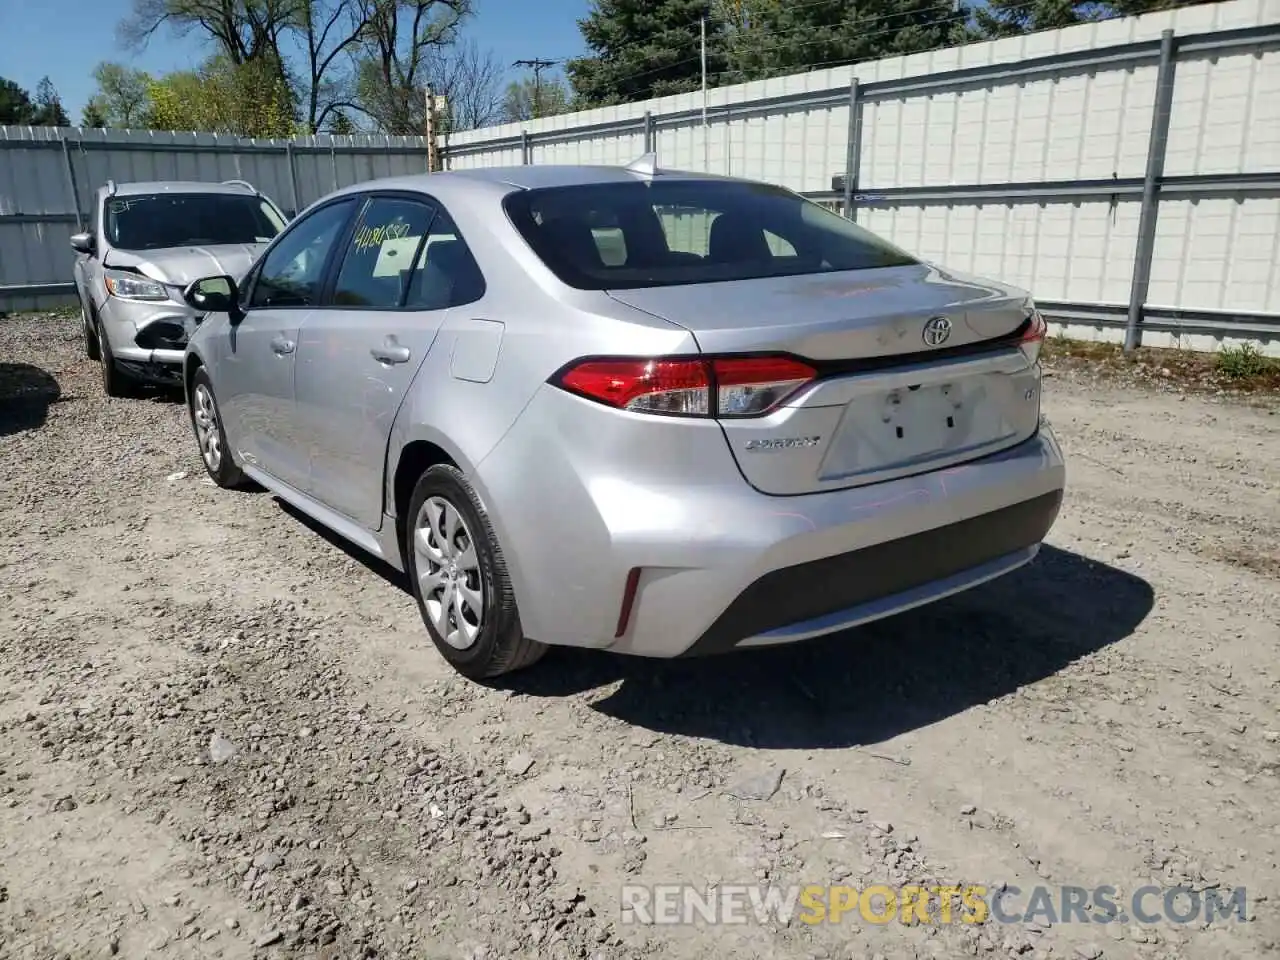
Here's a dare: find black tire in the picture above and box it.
[99,329,138,398]
[405,464,546,679]
[188,367,250,489]
[83,304,101,362]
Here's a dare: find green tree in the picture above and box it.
[500,75,572,123]
[567,0,727,107]
[721,0,974,83]
[976,0,1211,36]
[0,77,69,126]
[82,101,109,128]
[328,109,357,134]
[144,55,297,137]
[33,78,70,126]
[120,0,482,134]
[0,77,36,124]
[85,63,154,128]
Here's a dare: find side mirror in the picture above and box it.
[70,232,94,254]
[183,275,240,316]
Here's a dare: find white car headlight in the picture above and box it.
[105,269,168,302]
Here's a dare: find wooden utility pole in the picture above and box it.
[425,85,440,173]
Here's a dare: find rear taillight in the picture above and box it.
[1019,309,1047,365]
[553,355,817,418]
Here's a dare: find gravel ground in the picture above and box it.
[1,314,1278,960]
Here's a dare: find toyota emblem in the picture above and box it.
[922,316,952,347]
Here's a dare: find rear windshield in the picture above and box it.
[105,193,285,251]
[502,179,916,290]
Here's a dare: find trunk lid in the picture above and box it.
[606,263,1029,359]
[607,263,1044,496]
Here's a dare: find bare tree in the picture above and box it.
[298,0,374,132]
[118,0,301,115]
[429,39,502,132]
[354,0,472,134]
[118,0,301,65]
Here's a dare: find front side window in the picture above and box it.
[331,197,438,308]
[503,179,916,291]
[105,193,285,251]
[250,200,356,309]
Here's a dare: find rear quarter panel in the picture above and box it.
[382,180,698,612]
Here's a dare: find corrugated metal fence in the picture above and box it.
[0,128,430,312]
[446,0,1280,351]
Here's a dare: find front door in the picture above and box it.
[218,198,357,491]
[295,197,484,529]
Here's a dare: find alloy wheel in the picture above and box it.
[413,496,484,649]
[192,383,223,471]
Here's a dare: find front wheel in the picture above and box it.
[188,367,249,489]
[99,328,138,398]
[405,465,546,679]
[82,305,101,361]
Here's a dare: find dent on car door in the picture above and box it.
[217,198,358,490]
[295,196,475,529]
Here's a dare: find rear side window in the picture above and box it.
[331,197,438,308]
[403,210,486,310]
[502,179,915,290]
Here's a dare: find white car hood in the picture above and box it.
[105,243,265,286]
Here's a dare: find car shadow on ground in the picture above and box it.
[506,545,1154,749]
[0,363,62,437]
[275,497,1154,749]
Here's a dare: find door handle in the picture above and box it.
[371,338,411,365]
[270,335,295,355]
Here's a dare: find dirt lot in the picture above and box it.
[1,314,1278,960]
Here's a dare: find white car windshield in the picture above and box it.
[106,193,285,251]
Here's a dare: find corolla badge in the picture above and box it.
[744,436,821,452]
[922,315,953,347]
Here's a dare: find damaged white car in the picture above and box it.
[70,179,288,396]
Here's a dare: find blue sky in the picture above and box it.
[0,0,590,121]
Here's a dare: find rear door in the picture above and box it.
[293,194,478,528]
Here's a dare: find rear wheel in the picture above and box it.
[189,367,249,489]
[405,465,545,679]
[82,304,101,361]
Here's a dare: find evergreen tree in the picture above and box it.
[567,0,728,107]
[976,0,1212,37]
[723,0,975,83]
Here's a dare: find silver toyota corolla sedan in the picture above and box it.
[180,158,1066,679]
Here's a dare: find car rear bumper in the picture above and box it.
[476,385,1067,659]
[677,489,1059,656]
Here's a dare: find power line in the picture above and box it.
[513,57,562,119]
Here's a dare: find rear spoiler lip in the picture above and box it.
[806,314,1035,379]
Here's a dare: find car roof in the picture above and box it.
[325,164,745,204]
[104,180,259,197]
